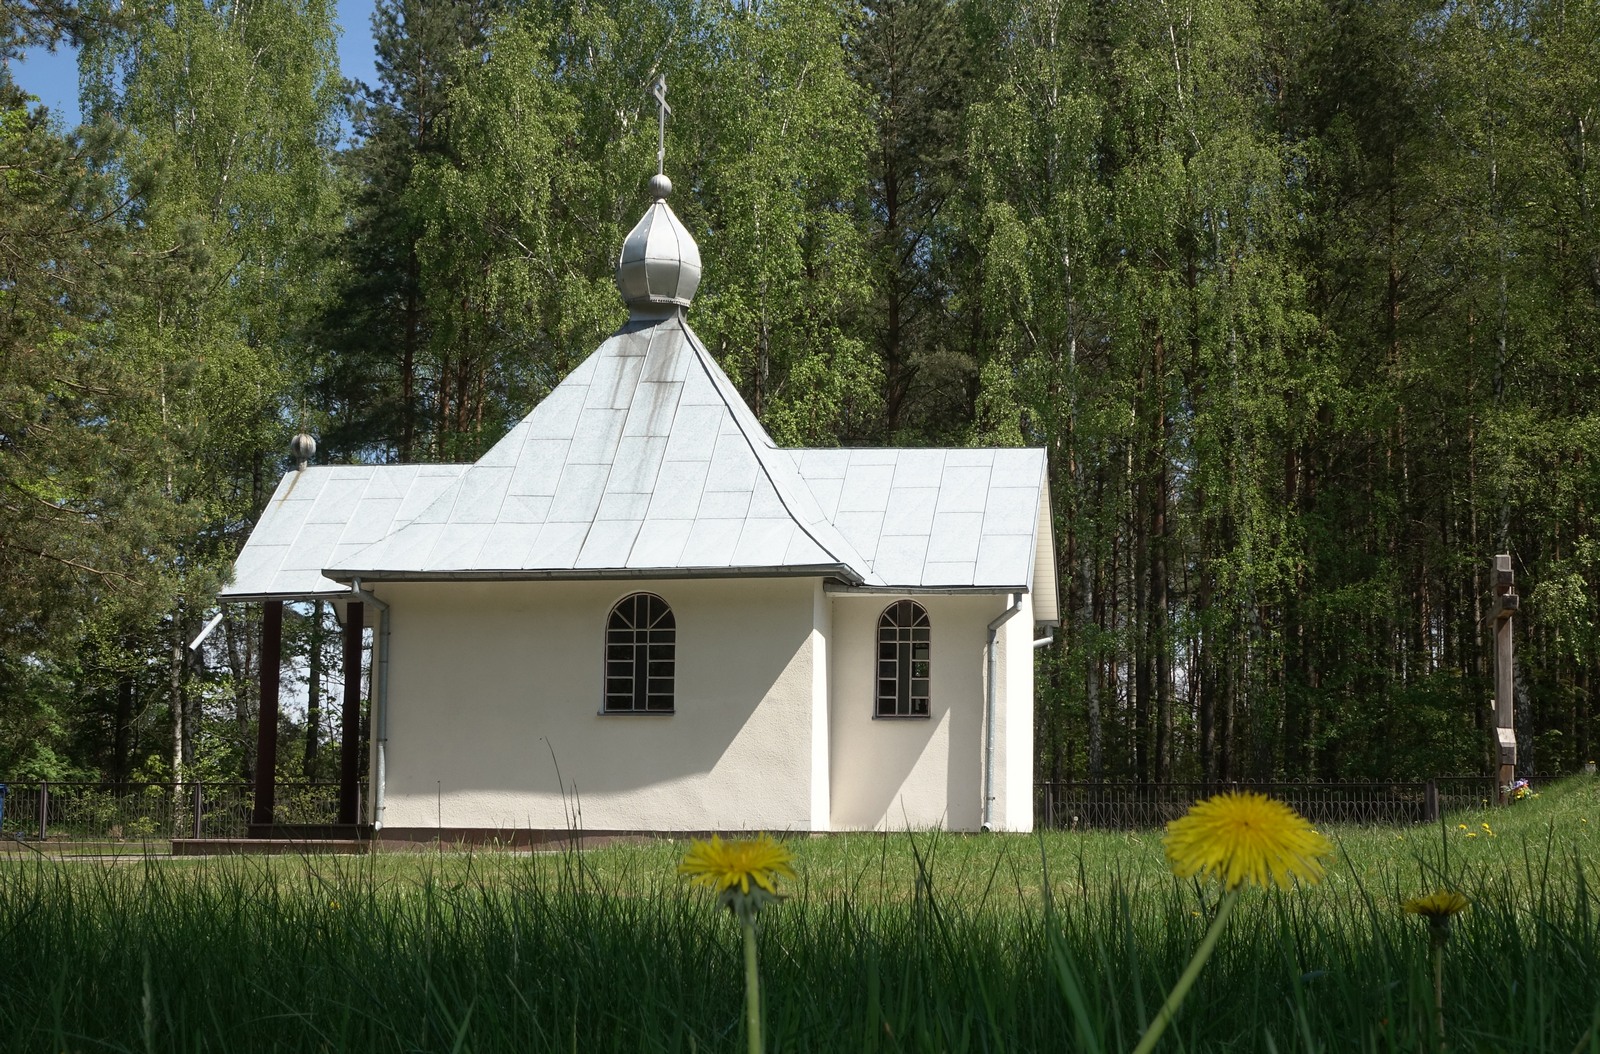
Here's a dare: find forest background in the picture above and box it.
[3,0,1598,791]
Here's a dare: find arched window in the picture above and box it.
[604,593,675,713]
[877,600,931,717]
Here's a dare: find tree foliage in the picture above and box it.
[3,0,1598,785]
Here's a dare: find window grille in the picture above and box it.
[877,600,930,717]
[604,593,675,713]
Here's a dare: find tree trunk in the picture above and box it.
[1152,335,1172,782]
[226,607,258,783]
[1133,436,1150,784]
[169,612,186,782]
[1196,516,1216,783]
[305,599,324,778]
[1085,535,1103,782]
[113,667,135,783]
[401,250,420,462]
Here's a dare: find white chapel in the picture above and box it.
[220,166,1058,840]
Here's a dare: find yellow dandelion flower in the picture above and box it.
[1407,889,1469,1038]
[678,833,796,896]
[1404,890,1470,919]
[1163,791,1334,890]
[681,835,798,1054]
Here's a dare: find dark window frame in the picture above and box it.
[602,593,676,714]
[876,599,931,718]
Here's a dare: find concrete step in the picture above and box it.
[172,836,370,856]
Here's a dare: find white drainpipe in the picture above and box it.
[984,593,1025,831]
[350,578,390,830]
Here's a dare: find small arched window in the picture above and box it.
[604,593,675,713]
[877,600,931,717]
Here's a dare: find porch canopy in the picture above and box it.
[218,463,468,832]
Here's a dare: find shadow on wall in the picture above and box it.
[945,639,987,829]
[850,711,950,830]
[388,581,817,809]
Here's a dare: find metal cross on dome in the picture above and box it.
[652,74,671,176]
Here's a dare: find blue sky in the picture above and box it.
[9,0,379,128]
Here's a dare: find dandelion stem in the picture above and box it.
[743,916,762,1054]
[1131,887,1239,1054]
[1432,940,1446,1051]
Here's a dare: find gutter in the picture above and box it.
[188,611,226,653]
[823,583,1026,597]
[983,593,1025,831]
[325,562,863,586]
[349,578,391,831]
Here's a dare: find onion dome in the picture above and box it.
[615,173,701,311]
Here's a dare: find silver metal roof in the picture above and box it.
[320,312,878,585]
[218,464,469,601]
[222,181,1056,612]
[786,446,1055,610]
[221,318,1057,613]
[221,316,1057,612]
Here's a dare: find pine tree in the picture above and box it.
[850,0,986,442]
[0,78,189,776]
[312,0,502,462]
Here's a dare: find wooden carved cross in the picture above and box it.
[1494,553,1519,801]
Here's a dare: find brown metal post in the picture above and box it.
[252,600,283,828]
[339,601,365,826]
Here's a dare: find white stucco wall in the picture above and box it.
[1000,594,1036,831]
[370,577,826,833]
[810,582,832,830]
[827,593,1034,832]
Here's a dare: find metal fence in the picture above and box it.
[0,781,351,842]
[0,775,1554,841]
[1034,776,1524,831]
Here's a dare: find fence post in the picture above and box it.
[38,780,48,840]
[1424,779,1439,824]
[191,782,204,840]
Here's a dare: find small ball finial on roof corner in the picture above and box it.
[290,433,316,470]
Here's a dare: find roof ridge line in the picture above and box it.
[674,316,869,585]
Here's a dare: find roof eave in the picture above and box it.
[321,563,865,586]
[217,588,353,604]
[823,583,1030,596]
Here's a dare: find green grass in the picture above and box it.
[2,778,1597,1053]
